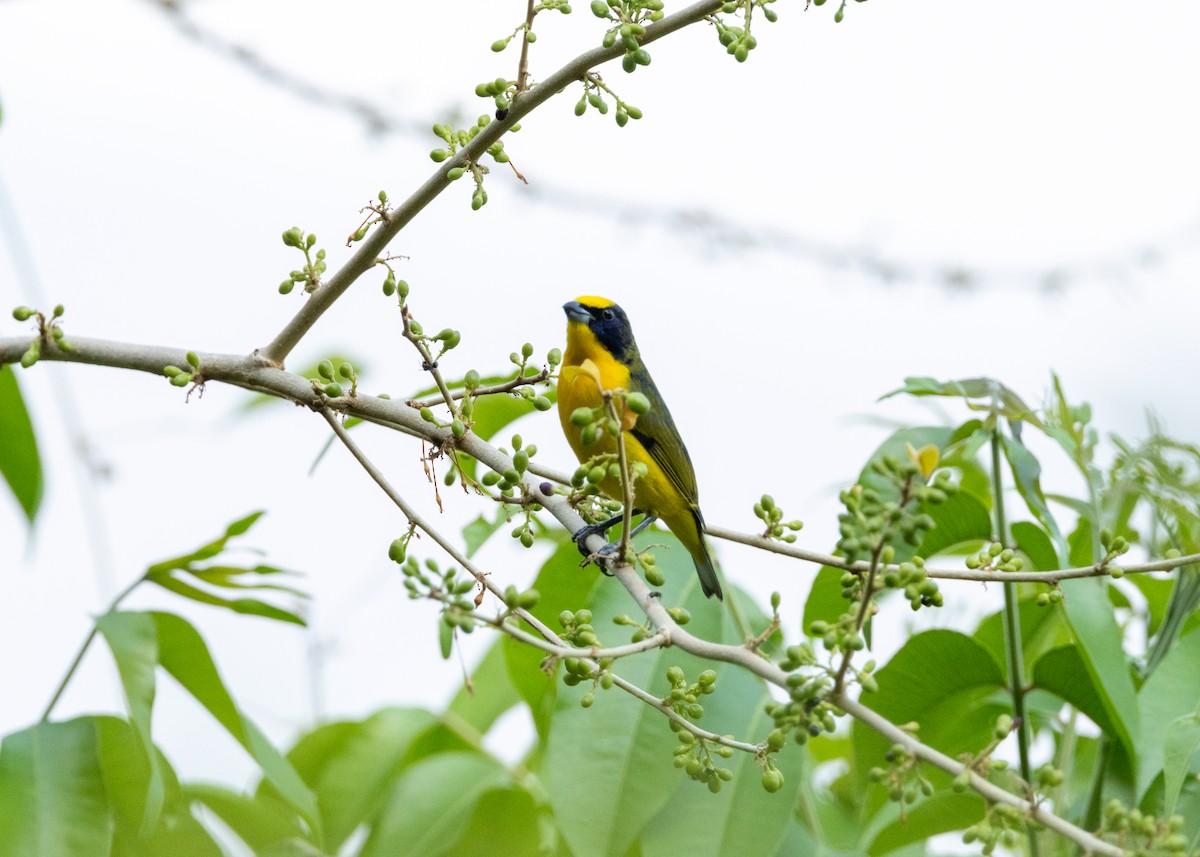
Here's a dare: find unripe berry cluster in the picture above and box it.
[277,228,325,294]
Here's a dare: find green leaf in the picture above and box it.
[1137,629,1200,799]
[455,389,540,482]
[95,612,165,836]
[447,640,522,735]
[145,510,267,575]
[867,791,986,855]
[225,510,266,537]
[541,534,730,857]
[282,707,443,852]
[1057,581,1139,764]
[974,596,1070,685]
[94,715,158,843]
[1032,646,1125,740]
[448,784,553,857]
[183,784,306,853]
[879,377,1039,425]
[1162,714,1200,818]
[0,366,42,524]
[0,718,111,857]
[879,376,994,401]
[149,612,321,840]
[803,565,850,632]
[1067,517,1095,568]
[1010,521,1058,571]
[145,575,306,626]
[359,752,509,857]
[852,630,1005,800]
[1129,574,1174,639]
[1000,433,1065,564]
[915,490,991,559]
[463,510,506,558]
[640,664,808,857]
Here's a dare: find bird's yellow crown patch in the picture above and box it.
[572,295,615,309]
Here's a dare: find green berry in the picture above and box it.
[626,392,651,414]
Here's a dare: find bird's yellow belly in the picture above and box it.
[558,365,677,518]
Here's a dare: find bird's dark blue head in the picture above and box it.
[563,297,638,364]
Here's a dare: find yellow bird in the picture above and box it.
[557,296,722,600]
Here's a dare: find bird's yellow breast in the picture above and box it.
[557,340,679,516]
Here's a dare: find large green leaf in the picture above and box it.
[462,509,507,558]
[359,752,510,857]
[803,565,850,633]
[0,366,42,525]
[866,791,986,855]
[1032,647,1124,740]
[1057,581,1139,764]
[915,490,991,559]
[282,707,443,851]
[0,718,111,857]
[447,639,522,735]
[974,596,1070,685]
[1067,517,1095,568]
[184,784,309,853]
[1137,629,1200,799]
[1010,521,1059,572]
[95,612,165,837]
[1162,714,1200,819]
[852,630,1005,801]
[540,535,729,857]
[149,612,321,841]
[1129,574,1175,639]
[450,784,554,857]
[640,664,808,857]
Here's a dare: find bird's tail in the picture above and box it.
[689,510,723,600]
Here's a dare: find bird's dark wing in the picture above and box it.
[628,360,699,505]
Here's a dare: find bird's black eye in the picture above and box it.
[602,309,615,321]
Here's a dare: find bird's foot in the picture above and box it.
[571,514,625,558]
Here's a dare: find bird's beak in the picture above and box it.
[563,301,591,324]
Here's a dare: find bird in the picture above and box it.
[557,296,723,600]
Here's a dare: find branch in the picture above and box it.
[836,694,1121,856]
[406,368,550,409]
[705,524,1200,583]
[256,0,727,367]
[0,335,1144,853]
[321,406,754,756]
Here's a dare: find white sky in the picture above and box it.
[2,0,1199,793]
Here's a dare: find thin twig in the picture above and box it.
[407,368,550,409]
[832,545,881,694]
[516,0,537,93]
[474,611,669,661]
[704,524,1200,583]
[400,308,458,414]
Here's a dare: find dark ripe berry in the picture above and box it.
[495,108,510,121]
